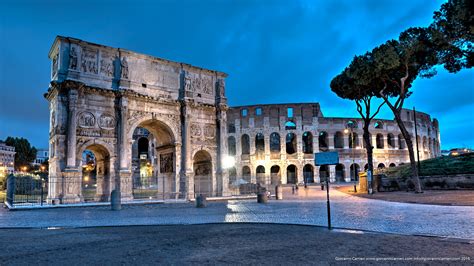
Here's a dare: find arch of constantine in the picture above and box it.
[46,36,228,203]
[45,36,441,203]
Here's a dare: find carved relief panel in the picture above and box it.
[160,153,174,173]
[190,122,216,145]
[81,48,98,74]
[76,111,116,138]
[184,72,215,97]
[100,51,116,78]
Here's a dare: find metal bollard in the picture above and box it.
[6,174,15,207]
[257,192,268,203]
[111,189,121,211]
[275,185,283,200]
[196,194,206,208]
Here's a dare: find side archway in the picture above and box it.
[193,150,213,197]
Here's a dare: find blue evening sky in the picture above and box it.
[0,0,472,150]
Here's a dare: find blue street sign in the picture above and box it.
[314,151,339,166]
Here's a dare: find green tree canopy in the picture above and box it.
[431,0,474,72]
[4,137,37,171]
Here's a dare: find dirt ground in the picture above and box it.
[336,186,474,206]
[0,224,472,265]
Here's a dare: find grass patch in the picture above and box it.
[384,153,474,179]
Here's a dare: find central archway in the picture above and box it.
[130,119,176,200]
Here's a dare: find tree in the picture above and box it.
[371,28,439,193]
[330,53,385,187]
[4,137,37,171]
[431,0,473,73]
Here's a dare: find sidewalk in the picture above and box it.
[1,188,473,240]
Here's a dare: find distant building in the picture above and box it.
[449,148,473,156]
[0,141,15,174]
[33,149,49,166]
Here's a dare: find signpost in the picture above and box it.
[315,152,339,230]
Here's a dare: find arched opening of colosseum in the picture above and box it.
[255,133,265,159]
[377,163,385,169]
[335,164,345,182]
[270,165,281,185]
[228,136,236,156]
[285,121,296,130]
[398,134,405,149]
[228,167,237,186]
[319,165,329,183]
[228,123,236,133]
[334,131,344,149]
[350,163,360,181]
[387,133,395,148]
[376,134,384,149]
[270,132,281,156]
[303,164,314,184]
[389,163,396,168]
[374,121,383,129]
[256,165,266,185]
[193,150,213,197]
[241,134,250,155]
[286,133,297,154]
[80,144,111,202]
[242,166,251,183]
[302,132,313,154]
[348,132,359,148]
[319,131,329,151]
[130,119,175,200]
[287,165,297,184]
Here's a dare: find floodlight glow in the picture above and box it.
[222,156,235,169]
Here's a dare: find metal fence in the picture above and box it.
[5,174,270,207]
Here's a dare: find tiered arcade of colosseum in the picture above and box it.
[226,103,441,186]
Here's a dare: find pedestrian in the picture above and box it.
[292,185,295,194]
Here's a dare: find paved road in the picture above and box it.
[1,188,473,240]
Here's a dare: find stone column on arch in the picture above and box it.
[216,103,229,196]
[66,89,78,169]
[118,96,133,201]
[180,101,193,199]
[62,88,81,204]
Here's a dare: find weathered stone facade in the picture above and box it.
[45,36,227,203]
[226,104,441,184]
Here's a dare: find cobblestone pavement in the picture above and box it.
[1,188,473,240]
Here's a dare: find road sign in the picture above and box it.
[314,151,339,166]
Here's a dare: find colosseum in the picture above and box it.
[226,103,441,186]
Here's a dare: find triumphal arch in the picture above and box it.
[45,36,228,203]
